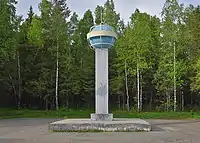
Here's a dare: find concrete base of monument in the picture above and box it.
[49,118,151,132]
[91,113,113,121]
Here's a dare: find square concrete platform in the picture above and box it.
[49,118,151,132]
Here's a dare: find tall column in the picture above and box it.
[91,48,113,121]
[95,48,108,114]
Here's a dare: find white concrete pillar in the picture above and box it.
[95,48,109,114]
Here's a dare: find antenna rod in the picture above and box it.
[101,8,103,24]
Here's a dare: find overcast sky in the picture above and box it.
[16,0,199,23]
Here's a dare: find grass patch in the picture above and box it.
[113,111,200,119]
[0,109,91,119]
[0,108,200,120]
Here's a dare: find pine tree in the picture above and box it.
[94,5,104,25]
[0,0,22,107]
[70,10,94,108]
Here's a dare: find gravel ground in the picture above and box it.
[0,118,200,143]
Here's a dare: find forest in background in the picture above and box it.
[0,0,200,112]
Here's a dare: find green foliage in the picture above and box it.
[103,0,120,31]
[188,6,200,91]
[94,5,104,24]
[0,0,18,60]
[191,58,200,90]
[69,9,95,98]
[28,16,43,47]
[154,0,188,93]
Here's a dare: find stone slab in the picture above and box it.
[49,118,151,132]
[91,113,113,121]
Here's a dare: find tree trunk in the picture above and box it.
[125,60,129,112]
[66,98,69,110]
[0,61,17,107]
[118,94,121,109]
[190,92,193,110]
[149,91,153,110]
[181,90,184,111]
[44,94,49,111]
[8,73,17,107]
[166,92,170,112]
[165,93,167,111]
[55,37,59,110]
[45,98,48,111]
[123,92,125,109]
[173,41,177,112]
[87,94,90,109]
[17,50,21,109]
[137,64,140,112]
[66,91,69,110]
[76,94,79,109]
[140,74,142,111]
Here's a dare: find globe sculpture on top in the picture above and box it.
[87,23,117,121]
[87,23,117,49]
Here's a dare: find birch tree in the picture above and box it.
[154,0,188,111]
[129,9,152,112]
[51,0,70,110]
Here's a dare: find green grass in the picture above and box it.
[0,108,200,120]
[113,110,200,119]
[0,108,91,119]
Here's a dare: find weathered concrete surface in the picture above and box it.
[1,118,200,143]
[91,113,113,121]
[49,118,151,132]
[95,48,109,115]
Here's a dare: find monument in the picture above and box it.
[48,22,151,132]
[87,23,117,121]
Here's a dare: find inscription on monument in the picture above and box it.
[97,81,107,96]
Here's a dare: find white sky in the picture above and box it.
[16,0,199,23]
